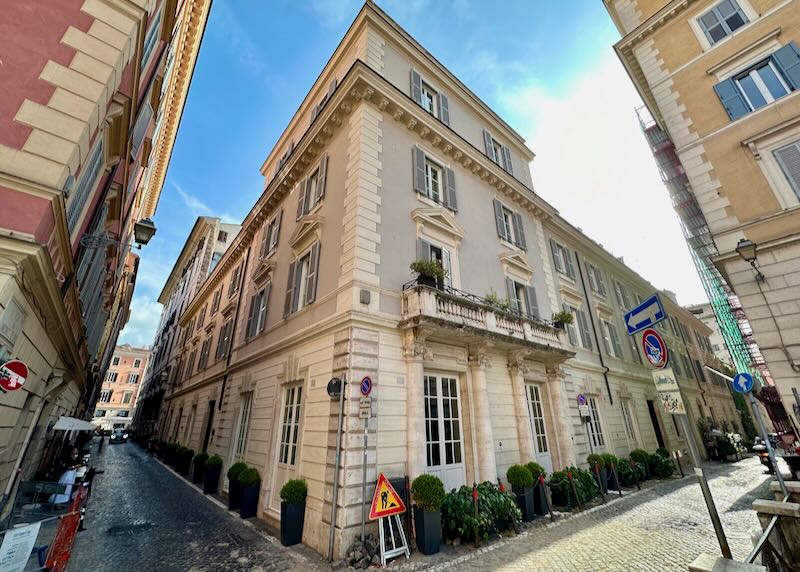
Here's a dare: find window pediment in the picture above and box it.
[289,215,323,253]
[412,207,464,245]
[500,250,534,280]
[252,259,274,286]
[221,298,237,318]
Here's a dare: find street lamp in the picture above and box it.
[735,238,764,282]
[79,218,157,250]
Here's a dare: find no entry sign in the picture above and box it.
[0,360,28,393]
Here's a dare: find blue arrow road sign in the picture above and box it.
[624,294,666,336]
[732,372,754,394]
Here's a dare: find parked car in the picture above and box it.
[109,429,129,444]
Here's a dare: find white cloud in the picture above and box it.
[118,297,162,348]
[172,181,238,224]
[498,52,708,306]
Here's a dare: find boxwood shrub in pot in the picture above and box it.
[237,468,261,519]
[411,474,445,555]
[192,452,208,484]
[227,462,248,511]
[630,449,651,479]
[410,259,446,289]
[506,464,535,522]
[178,447,194,475]
[649,453,676,478]
[526,462,548,515]
[280,479,307,546]
[601,453,619,491]
[203,455,223,495]
[586,454,607,495]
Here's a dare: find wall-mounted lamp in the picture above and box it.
[80,218,157,250]
[735,238,765,282]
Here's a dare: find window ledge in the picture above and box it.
[706,27,782,79]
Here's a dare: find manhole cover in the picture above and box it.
[107,522,155,536]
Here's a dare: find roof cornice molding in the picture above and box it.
[157,216,215,303]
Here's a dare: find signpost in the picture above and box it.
[359,377,373,542]
[624,294,666,335]
[0,360,28,393]
[577,394,592,453]
[651,368,686,415]
[641,328,669,369]
[369,473,409,565]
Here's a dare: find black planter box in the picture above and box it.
[606,466,619,491]
[177,458,191,475]
[280,501,306,546]
[203,466,221,495]
[228,479,242,511]
[192,462,205,484]
[512,485,535,522]
[417,274,438,288]
[239,484,259,519]
[533,483,548,515]
[413,506,442,555]
[593,467,608,495]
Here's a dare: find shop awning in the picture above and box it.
[52,416,97,431]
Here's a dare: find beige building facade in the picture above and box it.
[93,344,149,430]
[606,0,800,432]
[144,2,741,558]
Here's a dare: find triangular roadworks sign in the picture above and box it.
[369,473,406,520]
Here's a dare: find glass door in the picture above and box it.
[525,383,553,474]
[269,385,303,512]
[424,375,465,491]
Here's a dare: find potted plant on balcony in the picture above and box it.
[507,464,535,522]
[410,260,446,289]
[227,462,248,511]
[551,310,574,330]
[526,462,548,515]
[484,290,511,312]
[280,479,307,546]
[411,474,445,555]
[203,455,223,495]
[192,452,208,484]
[237,467,261,519]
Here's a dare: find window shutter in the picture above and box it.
[563,303,578,345]
[610,323,623,358]
[713,78,749,120]
[577,309,593,350]
[502,146,514,175]
[774,142,800,196]
[438,92,450,125]
[442,248,451,288]
[410,69,422,105]
[493,199,506,240]
[296,182,306,221]
[672,351,682,376]
[328,77,338,98]
[549,239,562,272]
[310,104,320,122]
[483,129,493,157]
[513,211,527,250]
[306,242,320,305]
[316,154,328,201]
[564,248,576,279]
[259,228,269,259]
[261,282,271,333]
[597,268,607,296]
[772,42,800,90]
[273,208,283,249]
[599,322,611,355]
[525,286,539,319]
[506,278,518,312]
[444,167,457,211]
[246,294,256,338]
[283,261,296,317]
[413,147,426,195]
[417,238,431,261]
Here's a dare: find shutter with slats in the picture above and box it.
[600,322,611,355]
[502,146,513,175]
[610,323,623,357]
[564,248,576,279]
[246,294,256,338]
[444,167,457,211]
[284,261,296,317]
[525,286,539,319]
[261,282,271,334]
[493,199,506,240]
[306,242,320,305]
[563,303,578,345]
[713,78,749,120]
[597,268,607,296]
[411,69,422,105]
[273,208,283,250]
[577,309,593,350]
[549,239,562,273]
[296,182,306,221]
[316,154,328,201]
[506,278,518,313]
[772,42,800,90]
[513,212,526,250]
[417,238,431,261]
[483,130,493,158]
[438,92,450,125]
[413,147,426,195]
[774,142,800,196]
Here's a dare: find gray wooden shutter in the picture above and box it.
[413,147,426,195]
[261,283,271,332]
[524,286,539,319]
[316,154,328,201]
[438,92,450,125]
[259,227,269,259]
[549,239,561,272]
[246,294,256,338]
[483,129,493,157]
[610,323,623,357]
[306,241,320,305]
[444,167,457,211]
[713,78,749,120]
[417,238,431,261]
[600,322,611,355]
[506,278,518,312]
[296,182,306,220]
[283,261,296,317]
[772,42,800,90]
[564,248,576,279]
[563,303,578,345]
[273,208,283,249]
[410,69,422,105]
[577,309,593,350]
[774,142,800,195]
[513,211,526,250]
[502,146,513,174]
[493,199,506,240]
[597,267,607,296]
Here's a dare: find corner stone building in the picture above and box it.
[150,2,740,557]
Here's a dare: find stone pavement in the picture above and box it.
[70,439,326,571]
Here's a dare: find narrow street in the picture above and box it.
[70,440,322,571]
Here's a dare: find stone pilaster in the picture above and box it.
[545,363,576,468]
[403,330,430,480]
[469,348,497,483]
[508,351,535,464]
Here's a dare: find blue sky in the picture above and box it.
[119,0,707,347]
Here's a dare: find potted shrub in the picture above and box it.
[587,453,607,495]
[411,474,446,555]
[506,464,535,522]
[649,453,676,478]
[526,462,548,515]
[477,481,520,535]
[410,260,446,289]
[192,452,208,484]
[548,467,597,508]
[601,453,619,491]
[551,310,574,330]
[178,447,195,475]
[280,479,307,546]
[227,462,248,510]
[238,468,261,519]
[203,455,223,495]
[630,449,651,480]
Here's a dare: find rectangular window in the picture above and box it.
[586,263,607,296]
[133,359,141,369]
[424,375,463,472]
[774,140,800,199]
[296,156,328,219]
[197,304,207,329]
[186,349,196,378]
[211,289,222,315]
[698,0,748,45]
[141,10,162,65]
[507,279,538,319]
[278,385,303,466]
[184,404,196,443]
[112,357,120,366]
[247,284,270,338]
[735,61,789,111]
[565,305,579,346]
[549,240,575,279]
[106,372,118,382]
[588,397,605,448]
[99,390,112,403]
[483,129,513,174]
[421,81,438,115]
[600,319,623,358]
[215,320,232,360]
[492,199,527,250]
[233,393,253,457]
[228,265,242,297]
[614,281,630,309]
[67,138,105,231]
[218,230,228,242]
[260,210,282,258]
[210,252,223,272]
[122,392,133,405]
[127,374,139,384]
[198,337,212,370]
[95,410,106,417]
[622,400,637,443]
[285,243,320,316]
[525,384,549,454]
[424,158,442,203]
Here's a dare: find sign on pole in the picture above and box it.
[732,372,754,394]
[0,360,28,393]
[360,376,372,397]
[652,368,686,415]
[577,394,590,418]
[0,521,40,572]
[641,328,669,369]
[624,294,666,335]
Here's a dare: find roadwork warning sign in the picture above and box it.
[368,473,406,520]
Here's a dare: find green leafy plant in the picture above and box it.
[600,453,618,469]
[280,479,308,504]
[180,447,195,466]
[586,453,604,470]
[616,457,645,486]
[193,452,209,466]
[506,465,534,488]
[716,435,737,458]
[655,447,670,458]
[477,482,521,534]
[237,467,261,487]
[205,455,223,469]
[410,259,446,280]
[411,474,446,512]
[630,448,649,466]
[525,462,546,482]
[484,289,501,305]
[648,453,675,478]
[551,310,574,325]
[227,461,248,480]
[548,467,597,508]
[442,486,492,542]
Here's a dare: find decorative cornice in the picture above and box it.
[411,207,464,241]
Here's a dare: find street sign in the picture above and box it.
[577,394,587,406]
[369,473,406,520]
[624,294,666,335]
[577,394,590,417]
[732,372,754,393]
[358,397,372,419]
[326,377,343,398]
[360,376,372,397]
[652,368,686,414]
[0,360,28,393]
[641,328,669,369]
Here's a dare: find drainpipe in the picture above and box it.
[574,250,613,405]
